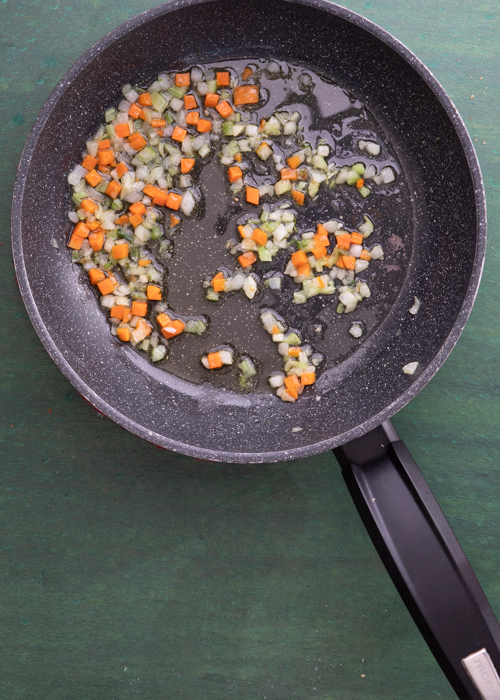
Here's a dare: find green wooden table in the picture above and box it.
[1,1,499,697]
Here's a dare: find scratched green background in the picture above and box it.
[1,1,499,698]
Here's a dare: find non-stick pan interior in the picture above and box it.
[12,0,484,461]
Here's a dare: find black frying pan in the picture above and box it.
[11,1,500,697]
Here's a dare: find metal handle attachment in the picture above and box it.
[333,420,500,700]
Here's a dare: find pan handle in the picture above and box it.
[333,420,500,700]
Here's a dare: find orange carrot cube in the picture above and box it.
[197,119,212,133]
[106,180,121,199]
[111,242,129,259]
[217,71,230,87]
[131,300,148,317]
[228,165,242,183]
[172,126,187,142]
[204,93,219,108]
[85,169,102,187]
[181,158,195,174]
[88,268,106,285]
[216,101,234,119]
[88,231,104,252]
[186,111,199,125]
[292,190,305,206]
[207,351,223,369]
[80,198,98,213]
[73,222,90,239]
[175,73,190,87]
[81,154,97,170]
[245,186,259,205]
[166,192,182,210]
[238,251,257,268]
[291,250,308,268]
[129,202,146,216]
[161,319,185,339]
[114,122,131,139]
[147,285,162,300]
[128,103,142,119]
[184,94,197,110]
[251,228,267,246]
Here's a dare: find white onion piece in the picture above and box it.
[67,165,87,186]
[349,324,363,338]
[269,373,285,388]
[323,220,342,234]
[124,89,139,103]
[409,297,421,315]
[370,244,384,260]
[403,362,419,375]
[191,66,203,83]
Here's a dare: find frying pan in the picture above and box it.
[11,0,500,696]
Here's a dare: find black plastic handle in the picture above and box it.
[333,421,500,700]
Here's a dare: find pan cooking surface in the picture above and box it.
[12,0,484,460]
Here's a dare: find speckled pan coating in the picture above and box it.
[11,0,486,463]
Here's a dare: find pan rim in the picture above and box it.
[11,0,486,463]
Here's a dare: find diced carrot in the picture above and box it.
[246,186,259,205]
[117,327,130,342]
[181,158,195,174]
[292,190,305,206]
[129,202,146,216]
[131,300,147,317]
[161,319,185,339]
[80,198,97,214]
[122,309,132,323]
[87,221,100,231]
[291,250,308,268]
[170,214,180,227]
[156,313,172,327]
[350,231,363,245]
[114,122,131,139]
[284,375,301,391]
[186,111,199,125]
[251,228,267,246]
[259,119,266,132]
[312,246,327,259]
[106,180,122,199]
[197,119,212,133]
[153,189,169,207]
[136,318,152,338]
[112,242,129,259]
[129,213,144,228]
[184,94,197,110]
[128,103,142,119]
[335,255,345,269]
[88,268,106,285]
[110,305,124,320]
[115,215,129,226]
[97,277,117,295]
[175,73,190,87]
[242,67,253,81]
[137,92,153,106]
[234,153,242,163]
[342,256,356,270]
[296,263,311,277]
[97,139,110,151]
[316,276,326,288]
[138,259,151,267]
[287,155,302,170]
[166,192,182,211]
[282,388,298,401]
[143,184,159,198]
[336,232,351,250]
[216,71,230,87]
[238,251,257,268]
[115,162,128,178]
[151,119,166,128]
[314,233,329,247]
[301,372,316,386]
[81,154,97,170]
[207,351,223,369]
[316,223,328,237]
[172,126,187,142]
[213,278,226,292]
[73,222,90,239]
[360,249,372,261]
[271,325,280,335]
[356,178,365,189]
[233,85,259,105]
[85,169,102,187]
[228,165,242,183]
[88,231,104,251]
[237,225,247,238]
[205,93,219,108]
[216,100,234,119]
[147,285,162,300]
[280,168,297,180]
[288,347,301,357]
[68,233,85,250]
[138,108,148,122]
[128,132,148,150]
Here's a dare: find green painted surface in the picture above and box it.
[1,1,499,697]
